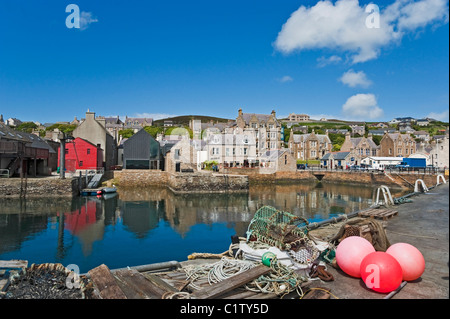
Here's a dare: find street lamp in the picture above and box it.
[58,131,75,179]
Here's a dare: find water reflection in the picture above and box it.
[0,182,406,272]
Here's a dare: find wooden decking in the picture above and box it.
[85,261,307,299]
[358,207,398,220]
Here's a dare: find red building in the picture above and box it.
[58,137,103,171]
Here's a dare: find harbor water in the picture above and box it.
[0,182,407,273]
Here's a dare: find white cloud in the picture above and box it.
[79,11,98,31]
[339,69,372,88]
[394,0,449,31]
[342,93,384,119]
[317,55,343,67]
[274,0,449,64]
[426,109,449,121]
[277,75,294,83]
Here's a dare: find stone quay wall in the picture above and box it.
[167,173,249,193]
[0,176,85,198]
[112,170,249,193]
[222,167,442,189]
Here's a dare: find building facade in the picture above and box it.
[288,131,332,161]
[379,133,416,158]
[340,132,380,164]
[122,129,162,169]
[235,108,282,155]
[58,137,103,171]
[288,113,310,122]
[72,110,118,170]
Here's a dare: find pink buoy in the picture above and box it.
[360,252,403,293]
[386,243,425,281]
[336,236,375,278]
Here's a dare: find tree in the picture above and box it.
[118,128,134,139]
[45,123,77,134]
[372,135,383,146]
[16,122,37,133]
[144,126,164,138]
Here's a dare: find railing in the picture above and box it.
[0,140,20,154]
[299,166,444,175]
[85,167,105,176]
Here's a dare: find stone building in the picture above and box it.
[288,130,332,161]
[104,116,124,142]
[204,127,257,168]
[235,108,282,154]
[72,110,117,170]
[287,113,310,122]
[340,132,380,164]
[165,138,199,172]
[379,132,416,158]
[428,133,449,168]
[259,149,297,173]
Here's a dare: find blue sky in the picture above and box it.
[0,0,448,124]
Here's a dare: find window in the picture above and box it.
[406,148,408,154]
[243,148,248,155]
[79,161,83,167]
[226,148,230,156]
[87,148,91,155]
[65,149,69,155]
[389,148,392,155]
[285,155,287,165]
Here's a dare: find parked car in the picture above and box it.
[349,165,361,170]
[297,164,306,170]
[360,164,378,172]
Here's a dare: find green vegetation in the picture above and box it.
[203,160,219,170]
[327,133,345,151]
[372,135,383,145]
[296,159,320,165]
[15,122,38,133]
[144,126,164,138]
[45,123,77,134]
[411,121,449,136]
[165,126,193,139]
[118,128,134,139]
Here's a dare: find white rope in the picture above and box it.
[183,257,258,290]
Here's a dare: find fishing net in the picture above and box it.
[330,217,391,252]
[246,206,320,265]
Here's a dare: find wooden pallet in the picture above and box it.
[358,208,398,220]
[87,262,283,299]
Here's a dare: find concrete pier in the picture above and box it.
[311,182,449,299]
